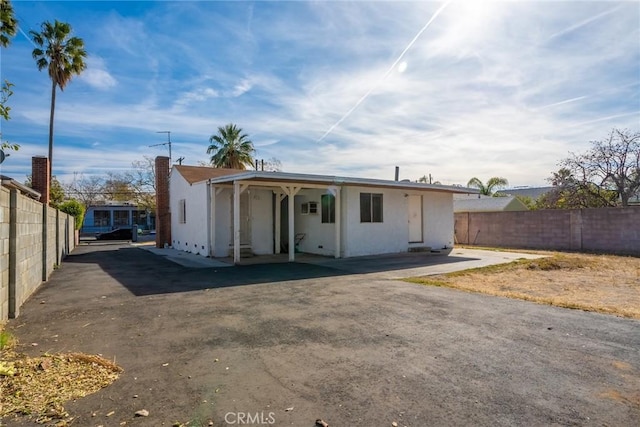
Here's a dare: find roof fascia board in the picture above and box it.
[208,171,478,194]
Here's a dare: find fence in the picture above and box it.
[454,207,640,255]
[1,187,76,321]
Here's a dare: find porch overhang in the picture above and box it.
[206,171,477,265]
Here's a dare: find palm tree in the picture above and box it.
[207,124,255,169]
[1,0,18,48]
[30,20,87,181]
[467,177,509,196]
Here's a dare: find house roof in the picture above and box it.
[454,195,528,212]
[496,187,553,199]
[200,169,478,194]
[1,175,41,200]
[172,165,245,184]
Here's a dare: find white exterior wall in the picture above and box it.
[170,173,209,256]
[210,187,274,257]
[294,189,337,256]
[248,189,274,255]
[422,191,454,250]
[170,170,455,260]
[170,182,275,258]
[342,186,408,257]
[212,188,231,257]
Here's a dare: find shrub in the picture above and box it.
[58,199,85,230]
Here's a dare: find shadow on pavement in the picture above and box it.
[66,243,478,297]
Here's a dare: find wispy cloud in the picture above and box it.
[1,1,638,188]
[80,57,117,90]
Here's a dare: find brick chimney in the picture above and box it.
[155,156,171,248]
[32,156,50,204]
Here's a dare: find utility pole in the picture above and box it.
[151,131,172,163]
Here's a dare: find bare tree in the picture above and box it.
[64,173,105,207]
[562,129,640,207]
[123,156,156,210]
[261,157,282,172]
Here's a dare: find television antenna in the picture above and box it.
[150,131,172,163]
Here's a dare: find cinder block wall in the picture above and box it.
[15,193,44,313]
[455,207,640,254]
[0,187,10,320]
[0,188,76,321]
[46,205,57,278]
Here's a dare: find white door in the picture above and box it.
[230,192,251,246]
[408,194,423,243]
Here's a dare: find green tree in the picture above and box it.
[1,80,18,151]
[0,0,17,47]
[1,1,19,152]
[103,173,137,202]
[207,123,255,169]
[58,199,85,230]
[466,177,509,196]
[536,168,617,209]
[30,20,87,181]
[24,174,66,207]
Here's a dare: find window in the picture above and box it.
[360,193,383,223]
[113,210,129,226]
[301,202,318,215]
[321,194,335,223]
[179,199,186,223]
[132,210,147,226]
[94,210,110,227]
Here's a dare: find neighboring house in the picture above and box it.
[495,186,553,200]
[454,194,529,213]
[1,175,41,200]
[81,202,155,235]
[169,165,477,263]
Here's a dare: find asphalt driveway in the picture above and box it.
[5,243,639,426]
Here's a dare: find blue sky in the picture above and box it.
[1,0,639,187]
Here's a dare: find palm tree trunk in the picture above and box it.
[48,80,56,182]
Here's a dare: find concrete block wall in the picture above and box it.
[0,188,76,320]
[15,192,44,315]
[46,205,57,279]
[0,187,9,320]
[455,207,640,254]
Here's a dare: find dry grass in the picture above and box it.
[406,252,640,319]
[0,324,122,425]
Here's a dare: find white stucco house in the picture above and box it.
[169,165,476,263]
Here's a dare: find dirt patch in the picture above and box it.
[406,252,640,319]
[0,326,122,425]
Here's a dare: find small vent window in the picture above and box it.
[179,199,186,223]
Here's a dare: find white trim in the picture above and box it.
[208,171,477,194]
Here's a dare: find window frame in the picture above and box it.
[321,194,335,224]
[360,192,383,223]
[179,199,186,224]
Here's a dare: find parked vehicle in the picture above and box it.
[96,228,133,240]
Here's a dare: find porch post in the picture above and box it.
[334,187,341,258]
[233,181,241,263]
[288,189,295,262]
[209,184,216,257]
[274,192,282,254]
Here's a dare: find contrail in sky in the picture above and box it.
[318,0,452,143]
